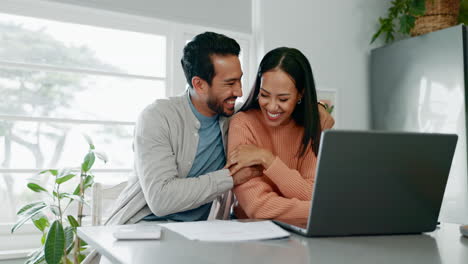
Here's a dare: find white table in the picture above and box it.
[78,223,468,264]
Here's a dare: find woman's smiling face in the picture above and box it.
[258,69,302,127]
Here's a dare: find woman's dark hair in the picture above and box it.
[181,32,240,88]
[240,47,321,157]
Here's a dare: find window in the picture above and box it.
[0,12,167,226]
[0,0,252,257]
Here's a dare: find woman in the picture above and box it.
[226,47,334,224]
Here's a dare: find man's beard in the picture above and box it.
[207,96,232,117]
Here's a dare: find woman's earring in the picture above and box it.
[297,98,302,105]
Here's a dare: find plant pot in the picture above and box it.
[411,0,460,36]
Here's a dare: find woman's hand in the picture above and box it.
[226,145,275,175]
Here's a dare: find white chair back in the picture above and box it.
[91,181,127,225]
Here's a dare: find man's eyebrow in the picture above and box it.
[223,73,243,83]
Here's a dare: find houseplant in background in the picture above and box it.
[371,0,468,44]
[11,135,107,264]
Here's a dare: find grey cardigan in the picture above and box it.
[105,92,234,225]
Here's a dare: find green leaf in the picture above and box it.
[49,205,60,216]
[62,193,87,205]
[94,151,108,163]
[64,226,74,252]
[78,253,86,262]
[71,174,94,196]
[44,220,65,264]
[399,14,416,34]
[57,168,74,177]
[385,30,395,43]
[41,232,47,245]
[460,0,468,24]
[19,203,47,218]
[83,174,94,189]
[72,184,81,196]
[39,169,58,176]
[409,0,426,16]
[81,152,95,172]
[66,245,74,256]
[56,173,76,184]
[32,215,50,232]
[27,183,48,193]
[11,204,47,233]
[83,134,94,149]
[80,246,89,251]
[25,247,45,264]
[17,201,46,215]
[80,238,88,247]
[67,215,80,228]
[371,29,382,44]
[371,0,423,44]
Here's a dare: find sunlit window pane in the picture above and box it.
[0,68,165,122]
[0,121,134,169]
[0,173,43,223]
[0,13,166,77]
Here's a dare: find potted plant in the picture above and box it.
[371,0,467,44]
[11,135,107,264]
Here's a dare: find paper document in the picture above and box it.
[159,220,290,242]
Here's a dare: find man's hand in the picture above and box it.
[230,165,263,185]
[225,145,275,175]
[318,102,335,129]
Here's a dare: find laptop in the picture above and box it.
[274,130,458,236]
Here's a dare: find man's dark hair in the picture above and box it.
[181,32,240,88]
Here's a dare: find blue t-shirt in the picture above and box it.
[143,96,226,221]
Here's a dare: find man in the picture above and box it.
[105,32,248,225]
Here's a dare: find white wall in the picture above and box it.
[254,0,389,129]
[43,0,252,33]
